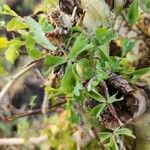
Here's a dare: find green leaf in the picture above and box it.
[146,0,150,10]
[76,58,94,80]
[26,36,43,59]
[98,48,110,62]
[68,113,80,124]
[25,17,56,50]
[128,0,139,25]
[98,132,112,142]
[90,103,106,119]
[61,65,76,93]
[107,93,124,104]
[121,38,136,57]
[0,4,18,17]
[5,41,24,63]
[0,37,8,49]
[95,28,117,46]
[114,128,136,138]
[29,96,37,108]
[68,34,93,60]
[89,88,106,103]
[129,67,150,75]
[73,82,84,96]
[39,14,54,32]
[109,136,119,150]
[44,55,67,68]
[7,17,28,31]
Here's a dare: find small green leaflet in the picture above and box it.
[7,17,28,31]
[68,34,94,60]
[146,0,150,10]
[0,4,18,17]
[25,17,56,50]
[76,58,94,80]
[98,132,112,142]
[114,128,136,138]
[39,14,54,32]
[68,113,80,124]
[88,88,106,103]
[128,0,139,25]
[98,48,110,62]
[107,93,124,104]
[61,64,76,93]
[121,38,136,57]
[44,55,67,68]
[90,103,106,119]
[95,28,117,46]
[73,82,83,96]
[128,67,150,75]
[5,41,25,63]
[26,36,43,59]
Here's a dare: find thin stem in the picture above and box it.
[0,60,40,102]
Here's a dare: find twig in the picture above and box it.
[42,71,56,115]
[0,60,40,102]
[101,81,123,126]
[3,101,66,122]
[0,135,48,145]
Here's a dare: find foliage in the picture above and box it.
[128,0,139,25]
[0,1,149,150]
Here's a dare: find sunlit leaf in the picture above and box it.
[0,4,18,17]
[0,37,8,49]
[7,17,28,31]
[5,41,24,63]
[25,17,56,50]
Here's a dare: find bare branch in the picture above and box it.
[2,101,66,122]
[0,60,40,103]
